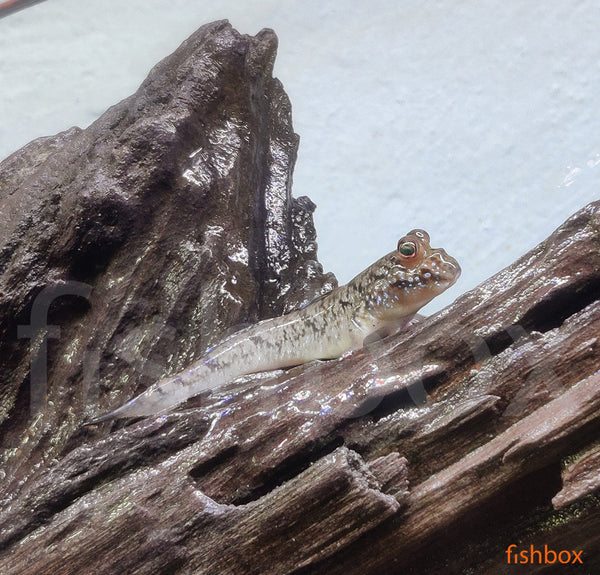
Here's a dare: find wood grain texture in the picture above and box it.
[1,20,599,575]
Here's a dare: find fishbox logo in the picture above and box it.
[506,544,583,565]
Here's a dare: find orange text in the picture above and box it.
[506,544,583,565]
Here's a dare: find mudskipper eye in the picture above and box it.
[398,241,417,257]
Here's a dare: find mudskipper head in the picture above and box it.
[363,229,461,321]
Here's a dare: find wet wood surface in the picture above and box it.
[1,20,599,575]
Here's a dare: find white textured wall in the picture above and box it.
[1,1,599,312]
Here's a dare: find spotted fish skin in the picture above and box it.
[90,229,460,421]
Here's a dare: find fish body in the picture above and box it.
[90,229,460,421]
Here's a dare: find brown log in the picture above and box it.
[1,20,599,574]
[0,0,47,19]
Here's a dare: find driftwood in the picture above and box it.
[1,20,599,575]
[0,0,47,19]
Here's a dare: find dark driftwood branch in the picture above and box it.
[0,0,47,19]
[1,20,599,575]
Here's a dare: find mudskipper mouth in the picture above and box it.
[428,248,461,288]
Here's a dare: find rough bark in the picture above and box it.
[1,20,599,575]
